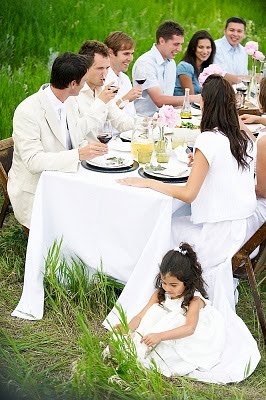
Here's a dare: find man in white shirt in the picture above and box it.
[8,52,107,228]
[132,20,201,116]
[104,31,142,116]
[214,17,248,84]
[77,40,134,133]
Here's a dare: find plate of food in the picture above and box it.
[143,163,190,180]
[86,154,134,169]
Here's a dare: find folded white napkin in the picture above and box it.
[173,145,189,163]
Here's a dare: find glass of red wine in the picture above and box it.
[134,65,147,99]
[97,120,113,161]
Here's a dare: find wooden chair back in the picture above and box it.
[0,137,14,228]
[232,222,266,344]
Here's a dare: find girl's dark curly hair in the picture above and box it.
[154,242,208,313]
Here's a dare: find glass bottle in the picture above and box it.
[249,65,258,105]
[180,88,192,119]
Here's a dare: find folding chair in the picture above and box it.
[232,222,266,344]
[0,137,14,228]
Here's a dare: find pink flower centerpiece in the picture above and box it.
[198,64,225,86]
[157,105,179,129]
[245,41,265,62]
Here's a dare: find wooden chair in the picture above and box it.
[232,222,266,344]
[0,137,14,228]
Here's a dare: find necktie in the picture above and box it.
[58,107,72,150]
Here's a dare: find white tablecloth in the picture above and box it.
[12,159,189,321]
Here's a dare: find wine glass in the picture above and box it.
[109,76,119,95]
[97,120,113,162]
[134,65,147,99]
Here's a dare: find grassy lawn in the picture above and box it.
[0,212,265,399]
[1,1,266,398]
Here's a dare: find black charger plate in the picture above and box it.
[81,160,139,173]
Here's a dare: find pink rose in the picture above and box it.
[253,50,265,62]
[245,41,259,55]
[157,105,178,128]
[198,64,225,86]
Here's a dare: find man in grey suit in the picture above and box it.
[8,52,108,229]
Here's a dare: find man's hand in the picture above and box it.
[122,87,143,102]
[78,142,108,160]
[98,83,117,104]
[239,114,258,124]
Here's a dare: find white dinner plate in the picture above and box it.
[144,165,190,179]
[109,139,131,152]
[87,154,134,169]
[120,130,133,141]
[245,123,265,133]
[191,107,202,117]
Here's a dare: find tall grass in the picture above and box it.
[1,0,266,138]
[0,226,265,399]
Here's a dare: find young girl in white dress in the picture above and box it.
[128,243,225,378]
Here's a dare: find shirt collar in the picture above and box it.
[151,43,170,66]
[43,84,65,112]
[221,35,240,53]
[80,82,102,98]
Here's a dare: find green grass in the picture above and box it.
[0,212,265,399]
[1,0,266,138]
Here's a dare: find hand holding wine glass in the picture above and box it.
[134,65,147,99]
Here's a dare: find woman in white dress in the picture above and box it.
[127,243,226,378]
[119,74,256,310]
[118,75,261,382]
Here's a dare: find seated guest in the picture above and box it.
[243,77,266,240]
[174,30,216,96]
[76,40,134,132]
[214,16,248,84]
[104,31,142,116]
[7,52,107,229]
[240,77,266,127]
[132,20,201,116]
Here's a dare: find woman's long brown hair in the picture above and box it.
[200,74,252,170]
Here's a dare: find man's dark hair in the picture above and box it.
[78,40,109,69]
[156,20,184,43]
[50,52,89,89]
[225,17,246,29]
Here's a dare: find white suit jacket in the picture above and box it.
[7,85,96,228]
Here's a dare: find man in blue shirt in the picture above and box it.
[214,17,248,84]
[133,20,200,116]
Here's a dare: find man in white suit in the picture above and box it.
[8,52,108,229]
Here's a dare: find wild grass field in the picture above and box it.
[0,0,266,139]
[0,1,266,398]
[0,214,265,399]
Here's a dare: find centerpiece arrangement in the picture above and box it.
[244,41,265,101]
[152,105,179,162]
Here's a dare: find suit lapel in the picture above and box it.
[38,86,66,147]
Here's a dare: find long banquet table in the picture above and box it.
[12,158,189,323]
